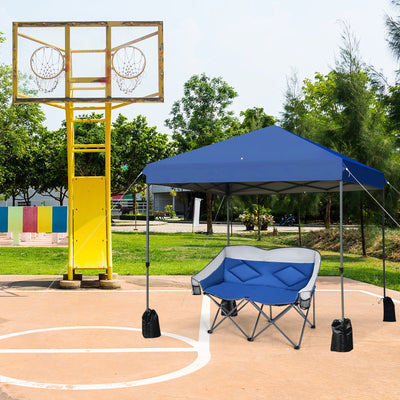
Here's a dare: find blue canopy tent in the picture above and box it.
[142,125,390,350]
[143,125,385,195]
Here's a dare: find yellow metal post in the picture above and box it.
[158,22,164,100]
[105,24,113,280]
[12,23,18,103]
[65,25,75,281]
[66,102,74,281]
[105,103,113,280]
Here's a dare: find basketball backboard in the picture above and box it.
[12,21,164,104]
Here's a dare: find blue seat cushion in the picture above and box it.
[273,265,308,287]
[205,282,299,305]
[222,258,314,290]
[200,258,315,305]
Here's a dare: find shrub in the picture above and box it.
[239,205,274,231]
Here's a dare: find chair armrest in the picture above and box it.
[192,284,202,295]
[191,248,226,295]
[298,290,313,309]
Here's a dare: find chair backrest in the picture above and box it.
[192,245,321,298]
[224,246,321,294]
[222,257,315,291]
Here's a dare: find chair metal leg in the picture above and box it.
[203,291,317,348]
[249,304,264,341]
[312,291,316,328]
[205,294,251,340]
[294,306,311,349]
[249,301,296,346]
[249,298,314,349]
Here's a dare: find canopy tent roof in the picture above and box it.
[143,125,385,195]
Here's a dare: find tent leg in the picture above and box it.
[382,190,396,321]
[340,181,345,322]
[331,180,353,352]
[142,184,161,338]
[227,195,230,246]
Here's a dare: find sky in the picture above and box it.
[0,0,399,134]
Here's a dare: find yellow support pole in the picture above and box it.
[65,26,75,281]
[66,103,74,281]
[105,103,113,280]
[12,23,18,103]
[158,22,164,100]
[105,24,113,280]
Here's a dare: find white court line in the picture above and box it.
[317,288,400,303]
[0,347,197,354]
[359,289,400,304]
[0,296,211,390]
[0,289,188,293]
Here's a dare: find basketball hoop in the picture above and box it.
[112,46,146,94]
[30,46,64,93]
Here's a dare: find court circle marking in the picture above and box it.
[0,323,211,390]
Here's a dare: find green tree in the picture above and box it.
[56,113,109,178]
[165,73,238,234]
[72,113,106,177]
[281,24,399,250]
[112,114,174,196]
[381,2,400,146]
[165,73,238,153]
[0,112,47,205]
[0,31,51,204]
[385,0,400,61]
[0,66,47,204]
[36,128,68,205]
[239,107,276,133]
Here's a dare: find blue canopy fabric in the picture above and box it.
[143,125,385,195]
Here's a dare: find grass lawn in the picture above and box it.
[0,231,399,291]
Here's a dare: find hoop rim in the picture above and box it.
[111,45,146,79]
[30,45,65,80]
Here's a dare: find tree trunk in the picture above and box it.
[297,194,302,247]
[134,193,138,230]
[325,196,332,229]
[206,192,213,235]
[257,195,261,241]
[360,196,366,257]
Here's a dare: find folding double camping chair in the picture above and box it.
[192,246,321,349]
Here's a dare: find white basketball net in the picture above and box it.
[30,46,65,93]
[112,46,146,94]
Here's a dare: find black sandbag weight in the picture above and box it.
[142,308,161,338]
[331,318,353,352]
[221,299,238,317]
[383,296,396,322]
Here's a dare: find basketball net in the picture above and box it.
[30,45,147,95]
[30,46,64,93]
[112,46,146,94]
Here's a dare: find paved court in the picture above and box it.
[0,275,399,400]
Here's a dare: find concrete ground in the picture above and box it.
[0,275,399,400]
[1,223,398,399]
